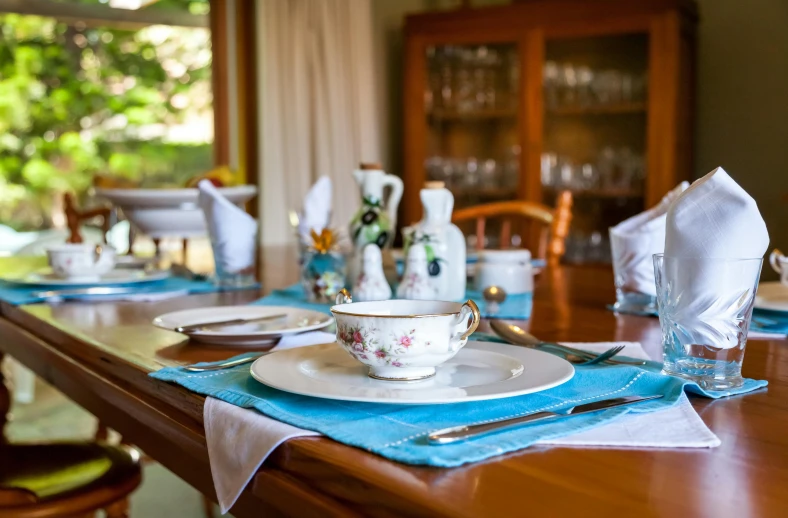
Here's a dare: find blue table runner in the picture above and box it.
[151,345,766,468]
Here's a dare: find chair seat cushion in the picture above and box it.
[0,442,140,503]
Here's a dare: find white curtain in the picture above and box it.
[257,0,381,245]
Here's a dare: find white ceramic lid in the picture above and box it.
[477,249,532,263]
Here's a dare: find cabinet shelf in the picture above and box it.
[544,187,643,199]
[547,102,647,116]
[427,109,517,122]
[450,187,518,199]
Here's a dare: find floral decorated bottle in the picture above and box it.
[402,181,466,300]
[348,163,403,285]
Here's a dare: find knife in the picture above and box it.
[174,313,288,333]
[32,287,145,299]
[428,394,663,445]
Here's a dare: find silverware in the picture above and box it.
[428,394,663,444]
[32,287,143,300]
[174,314,287,334]
[490,320,646,366]
[170,263,210,282]
[184,352,272,372]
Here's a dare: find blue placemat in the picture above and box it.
[0,275,249,305]
[254,283,532,320]
[606,304,788,336]
[151,345,767,468]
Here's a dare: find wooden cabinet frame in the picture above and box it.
[402,0,697,226]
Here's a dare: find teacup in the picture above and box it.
[769,249,788,286]
[330,289,480,381]
[47,243,116,281]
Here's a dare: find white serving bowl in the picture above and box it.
[330,294,480,381]
[95,186,257,238]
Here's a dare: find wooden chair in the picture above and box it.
[0,352,141,518]
[63,192,111,244]
[451,191,573,261]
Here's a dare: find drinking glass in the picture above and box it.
[653,254,763,390]
[610,233,657,313]
[211,238,257,289]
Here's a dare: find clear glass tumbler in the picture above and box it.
[609,231,657,314]
[210,236,258,289]
[653,254,763,390]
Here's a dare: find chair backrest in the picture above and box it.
[63,193,111,244]
[451,191,573,261]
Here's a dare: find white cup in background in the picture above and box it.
[769,249,788,286]
[47,243,116,282]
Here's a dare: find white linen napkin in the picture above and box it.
[298,176,332,244]
[198,180,258,275]
[609,182,689,295]
[538,342,719,448]
[663,167,769,349]
[204,331,332,513]
[203,338,717,513]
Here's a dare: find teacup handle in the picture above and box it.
[93,244,103,264]
[770,249,784,274]
[335,288,352,305]
[449,300,481,351]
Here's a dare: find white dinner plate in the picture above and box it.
[152,306,333,346]
[3,268,170,287]
[754,281,788,312]
[250,341,574,404]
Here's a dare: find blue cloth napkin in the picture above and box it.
[253,283,533,320]
[150,344,766,468]
[607,304,788,336]
[0,276,244,305]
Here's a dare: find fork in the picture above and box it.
[571,345,625,366]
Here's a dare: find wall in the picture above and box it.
[373,0,788,268]
[694,0,788,274]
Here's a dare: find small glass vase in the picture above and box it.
[302,250,347,303]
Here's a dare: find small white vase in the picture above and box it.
[396,243,437,300]
[353,244,392,302]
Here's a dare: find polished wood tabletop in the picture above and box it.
[1,246,787,517]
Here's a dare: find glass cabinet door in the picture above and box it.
[540,34,649,264]
[424,43,520,247]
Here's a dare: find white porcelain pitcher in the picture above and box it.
[351,163,403,236]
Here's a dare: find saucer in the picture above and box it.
[250,341,574,404]
[754,281,788,312]
[153,305,333,346]
[4,268,170,287]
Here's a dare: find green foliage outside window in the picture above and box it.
[0,0,213,230]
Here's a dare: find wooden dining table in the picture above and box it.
[1,245,787,517]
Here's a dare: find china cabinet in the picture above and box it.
[403,0,697,263]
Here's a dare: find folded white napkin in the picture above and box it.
[198,180,258,275]
[298,176,332,244]
[203,338,717,513]
[609,182,689,295]
[205,331,332,513]
[538,342,719,448]
[663,168,769,349]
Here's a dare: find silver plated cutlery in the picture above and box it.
[490,320,646,366]
[428,394,663,444]
[174,313,287,334]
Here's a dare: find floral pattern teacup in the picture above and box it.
[330,290,480,381]
[47,243,116,282]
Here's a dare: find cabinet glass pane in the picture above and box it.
[424,43,520,240]
[541,34,649,264]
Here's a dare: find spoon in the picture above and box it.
[482,286,507,314]
[490,320,646,366]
